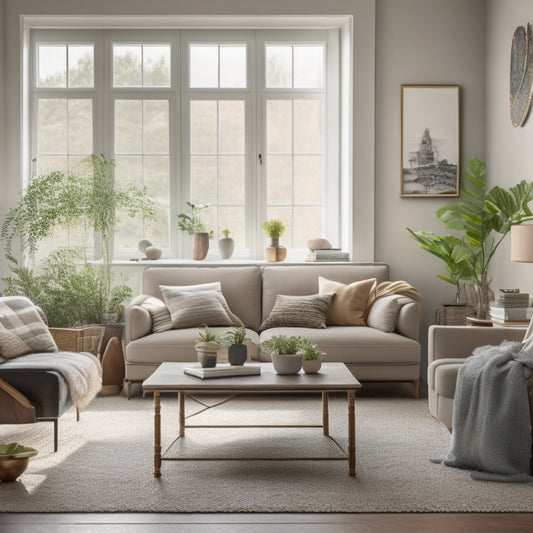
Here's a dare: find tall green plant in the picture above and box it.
[408,157,533,317]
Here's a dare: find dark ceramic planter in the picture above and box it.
[228,344,247,365]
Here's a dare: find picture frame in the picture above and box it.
[401,85,460,197]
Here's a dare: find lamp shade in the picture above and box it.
[511,225,533,262]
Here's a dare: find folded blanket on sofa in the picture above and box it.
[368,280,422,307]
[0,351,102,410]
[442,340,533,482]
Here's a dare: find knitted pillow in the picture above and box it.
[259,293,333,332]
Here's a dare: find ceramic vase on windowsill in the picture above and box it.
[266,237,287,262]
[193,232,210,260]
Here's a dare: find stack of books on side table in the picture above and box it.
[490,289,532,326]
[306,249,350,262]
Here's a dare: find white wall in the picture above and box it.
[486,0,533,296]
[375,0,486,392]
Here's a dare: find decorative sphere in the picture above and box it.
[145,246,162,260]
[138,239,153,254]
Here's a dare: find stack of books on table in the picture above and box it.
[306,249,350,262]
[490,291,531,326]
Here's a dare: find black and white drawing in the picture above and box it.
[401,85,460,197]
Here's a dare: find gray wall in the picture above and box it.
[486,0,533,297]
[375,0,486,393]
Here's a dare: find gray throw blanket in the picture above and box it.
[442,341,533,482]
[0,351,102,410]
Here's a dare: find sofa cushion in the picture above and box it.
[366,295,401,332]
[318,277,376,326]
[0,296,57,359]
[161,286,240,329]
[130,295,172,333]
[259,293,333,332]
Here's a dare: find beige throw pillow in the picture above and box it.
[130,295,173,333]
[318,277,376,326]
[160,286,240,329]
[366,295,401,333]
[259,293,333,332]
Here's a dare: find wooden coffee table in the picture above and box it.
[142,362,361,477]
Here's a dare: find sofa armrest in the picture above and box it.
[428,325,527,365]
[395,298,422,340]
[126,305,152,342]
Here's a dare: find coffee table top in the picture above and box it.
[142,362,361,392]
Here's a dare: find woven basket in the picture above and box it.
[49,326,105,356]
[435,304,474,326]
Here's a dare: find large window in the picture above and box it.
[30,28,339,259]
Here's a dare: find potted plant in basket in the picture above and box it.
[260,334,305,374]
[222,327,251,366]
[262,218,287,262]
[195,326,221,368]
[177,202,214,260]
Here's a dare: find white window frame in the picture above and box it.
[24,16,361,262]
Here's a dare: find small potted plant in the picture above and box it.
[223,326,250,365]
[195,325,220,368]
[260,334,304,374]
[218,228,235,260]
[261,218,287,262]
[299,339,324,374]
[177,202,214,260]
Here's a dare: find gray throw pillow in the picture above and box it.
[130,295,173,333]
[160,287,239,329]
[366,295,401,333]
[259,293,334,332]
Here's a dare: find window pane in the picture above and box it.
[265,45,291,88]
[115,100,142,153]
[191,156,217,204]
[219,100,244,154]
[266,100,292,153]
[294,45,324,88]
[143,45,171,87]
[38,155,68,175]
[191,100,217,154]
[294,155,323,205]
[267,155,292,205]
[219,155,244,204]
[293,207,322,247]
[113,45,142,87]
[144,155,170,247]
[144,100,169,153]
[220,45,246,88]
[115,155,143,184]
[190,45,218,88]
[38,45,66,87]
[294,99,323,154]
[39,99,67,153]
[68,45,94,88]
[68,99,93,153]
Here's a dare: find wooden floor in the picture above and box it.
[1,513,533,532]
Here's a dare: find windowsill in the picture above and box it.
[109,258,362,267]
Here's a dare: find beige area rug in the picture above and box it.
[1,392,532,513]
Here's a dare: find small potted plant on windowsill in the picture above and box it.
[195,325,220,368]
[218,228,235,260]
[260,334,304,374]
[222,326,251,365]
[177,202,214,260]
[262,218,287,262]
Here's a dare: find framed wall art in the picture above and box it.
[401,85,460,197]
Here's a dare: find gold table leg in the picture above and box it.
[179,391,185,437]
[322,391,329,436]
[348,389,356,476]
[154,391,161,478]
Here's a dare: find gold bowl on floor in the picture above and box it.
[0,443,38,482]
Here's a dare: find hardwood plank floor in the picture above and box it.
[2,513,533,533]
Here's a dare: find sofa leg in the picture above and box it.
[53,419,58,452]
[413,379,420,399]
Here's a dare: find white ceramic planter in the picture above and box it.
[271,353,302,374]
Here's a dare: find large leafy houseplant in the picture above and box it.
[1,154,157,326]
[408,157,533,319]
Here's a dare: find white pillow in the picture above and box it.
[366,295,401,333]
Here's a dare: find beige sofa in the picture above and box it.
[427,325,527,430]
[125,263,422,396]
